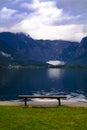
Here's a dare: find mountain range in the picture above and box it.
[0,32,87,67]
[0,36,49,68]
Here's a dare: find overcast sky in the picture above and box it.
[0,0,87,41]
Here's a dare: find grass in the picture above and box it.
[0,106,87,130]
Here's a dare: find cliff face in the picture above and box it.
[65,37,87,65]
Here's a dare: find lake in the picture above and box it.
[0,68,87,102]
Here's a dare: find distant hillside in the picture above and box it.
[66,37,87,66]
[0,32,78,62]
[0,39,49,68]
[0,32,87,67]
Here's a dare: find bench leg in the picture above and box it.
[57,98,61,106]
[24,98,27,106]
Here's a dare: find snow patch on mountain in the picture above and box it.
[0,51,12,58]
[47,60,65,65]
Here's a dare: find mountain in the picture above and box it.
[0,32,87,66]
[75,36,87,57]
[0,39,49,68]
[58,43,79,61]
[36,40,78,61]
[65,37,87,66]
[0,32,78,62]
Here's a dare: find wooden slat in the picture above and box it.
[18,95,67,99]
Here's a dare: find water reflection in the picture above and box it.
[0,68,87,101]
[47,68,63,79]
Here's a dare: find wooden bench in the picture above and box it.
[18,95,67,106]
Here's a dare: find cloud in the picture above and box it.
[0,7,17,19]
[0,26,8,32]
[10,20,85,42]
[0,7,17,26]
[56,0,87,24]
[0,6,28,27]
[30,0,63,25]
[0,0,87,41]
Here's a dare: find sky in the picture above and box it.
[0,0,87,41]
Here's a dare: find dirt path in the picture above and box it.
[0,101,87,107]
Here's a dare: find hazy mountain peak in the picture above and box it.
[16,32,32,39]
[80,36,87,45]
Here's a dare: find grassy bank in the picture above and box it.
[0,106,87,130]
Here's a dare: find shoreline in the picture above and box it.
[0,100,87,107]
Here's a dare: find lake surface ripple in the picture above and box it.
[0,68,87,102]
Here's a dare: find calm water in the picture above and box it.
[0,68,87,102]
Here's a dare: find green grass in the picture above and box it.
[0,106,87,130]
